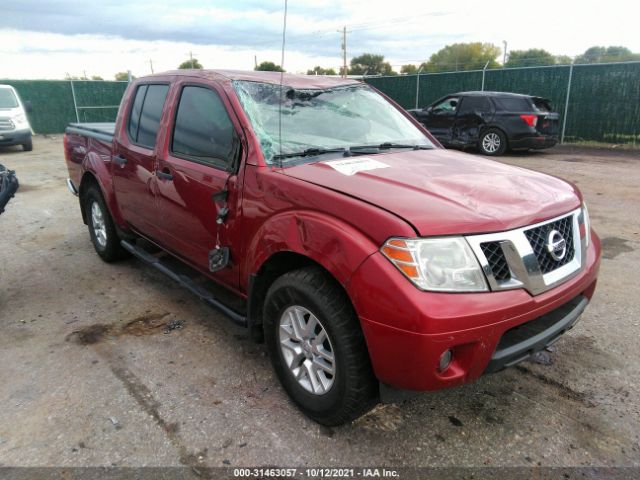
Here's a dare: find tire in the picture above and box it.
[22,138,33,152]
[263,266,378,425]
[479,128,507,156]
[83,185,126,262]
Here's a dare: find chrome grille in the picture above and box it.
[480,242,511,281]
[0,118,15,131]
[524,215,575,273]
[466,208,587,296]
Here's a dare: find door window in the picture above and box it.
[432,97,459,114]
[457,96,492,115]
[171,86,235,169]
[127,84,169,148]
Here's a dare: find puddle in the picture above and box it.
[67,312,172,345]
[600,236,634,259]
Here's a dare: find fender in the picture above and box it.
[79,143,127,229]
[244,209,380,289]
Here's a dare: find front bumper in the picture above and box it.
[0,128,31,146]
[347,231,601,391]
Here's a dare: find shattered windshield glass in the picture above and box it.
[233,81,433,164]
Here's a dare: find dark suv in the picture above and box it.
[409,91,559,156]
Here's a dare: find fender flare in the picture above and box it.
[79,151,126,228]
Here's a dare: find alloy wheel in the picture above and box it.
[482,132,501,153]
[90,201,107,248]
[278,305,336,395]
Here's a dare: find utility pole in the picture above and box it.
[149,59,154,74]
[254,55,258,69]
[503,40,508,66]
[339,26,347,78]
[190,51,194,68]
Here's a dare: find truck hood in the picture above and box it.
[281,148,581,236]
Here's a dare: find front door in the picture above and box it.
[422,96,459,144]
[112,83,169,238]
[155,81,242,288]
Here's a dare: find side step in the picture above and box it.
[120,240,247,327]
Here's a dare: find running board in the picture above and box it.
[120,240,247,327]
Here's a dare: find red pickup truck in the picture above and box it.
[64,70,600,426]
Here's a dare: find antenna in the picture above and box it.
[278,0,288,168]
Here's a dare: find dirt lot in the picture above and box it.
[0,137,639,470]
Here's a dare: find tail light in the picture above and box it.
[520,114,538,128]
[63,133,70,162]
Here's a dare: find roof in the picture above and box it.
[453,91,537,98]
[144,69,362,89]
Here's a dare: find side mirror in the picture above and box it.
[424,106,433,113]
[24,101,33,113]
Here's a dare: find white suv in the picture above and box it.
[0,85,33,151]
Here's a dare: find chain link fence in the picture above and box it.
[0,80,128,134]
[365,61,640,145]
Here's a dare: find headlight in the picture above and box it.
[12,113,26,124]
[381,237,488,292]
[582,203,590,247]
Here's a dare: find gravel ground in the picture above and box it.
[0,137,638,470]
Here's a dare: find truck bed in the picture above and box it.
[66,122,115,142]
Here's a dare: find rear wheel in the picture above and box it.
[263,266,378,425]
[479,128,507,156]
[83,185,126,262]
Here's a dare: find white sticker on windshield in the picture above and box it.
[324,158,390,176]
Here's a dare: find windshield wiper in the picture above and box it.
[349,142,433,152]
[273,147,347,161]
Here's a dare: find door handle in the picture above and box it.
[157,168,173,181]
[113,154,127,165]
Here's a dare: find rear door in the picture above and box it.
[113,82,169,238]
[154,80,243,288]
[453,96,493,145]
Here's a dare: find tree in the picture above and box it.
[178,58,203,69]
[421,43,501,72]
[90,75,104,81]
[114,72,135,81]
[400,64,419,74]
[555,55,573,65]
[575,46,640,64]
[505,49,556,67]
[255,61,284,72]
[307,66,337,76]
[349,53,395,76]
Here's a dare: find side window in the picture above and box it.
[127,85,147,141]
[458,96,492,115]
[494,97,533,112]
[171,86,235,168]
[137,85,169,148]
[127,84,169,148]
[433,97,459,113]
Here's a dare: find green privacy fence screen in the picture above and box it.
[366,61,640,144]
[0,80,128,134]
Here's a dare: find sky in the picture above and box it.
[1,0,639,80]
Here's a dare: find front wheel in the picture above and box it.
[22,138,33,152]
[263,267,378,425]
[479,128,507,156]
